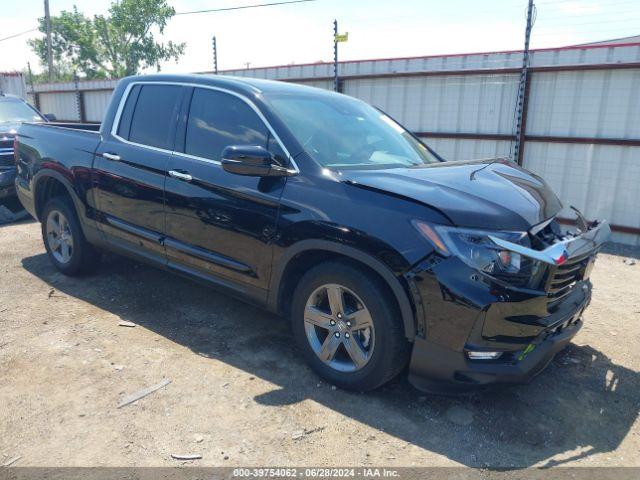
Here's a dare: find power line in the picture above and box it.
[536,16,640,28]
[533,28,640,38]
[535,0,598,5]
[0,1,318,44]
[175,0,317,16]
[537,7,640,19]
[0,28,38,43]
[532,25,640,38]
[532,0,640,12]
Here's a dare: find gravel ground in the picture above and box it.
[0,218,639,468]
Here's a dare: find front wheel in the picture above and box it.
[291,262,410,391]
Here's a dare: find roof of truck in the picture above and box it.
[122,73,333,98]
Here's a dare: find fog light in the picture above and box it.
[466,351,503,360]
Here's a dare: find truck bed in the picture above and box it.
[15,122,103,208]
[47,122,101,132]
[25,121,101,134]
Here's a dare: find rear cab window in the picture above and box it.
[116,84,182,150]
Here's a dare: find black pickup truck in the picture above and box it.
[15,74,610,393]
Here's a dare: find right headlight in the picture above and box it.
[412,221,545,289]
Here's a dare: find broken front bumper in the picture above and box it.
[408,284,588,393]
[405,220,610,393]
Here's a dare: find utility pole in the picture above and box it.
[27,62,35,94]
[212,36,218,74]
[333,19,338,92]
[27,62,39,110]
[513,0,535,164]
[44,0,54,82]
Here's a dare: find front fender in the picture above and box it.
[268,238,418,341]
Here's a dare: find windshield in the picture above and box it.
[266,93,441,170]
[0,99,44,124]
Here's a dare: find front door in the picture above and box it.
[163,87,288,301]
[93,83,184,264]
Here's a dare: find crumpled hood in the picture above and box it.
[340,158,563,232]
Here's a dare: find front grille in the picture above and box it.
[546,253,591,310]
[0,136,14,168]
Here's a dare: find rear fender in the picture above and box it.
[32,169,102,245]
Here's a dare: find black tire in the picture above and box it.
[291,261,410,391]
[41,196,99,276]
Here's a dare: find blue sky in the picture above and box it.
[1,0,638,74]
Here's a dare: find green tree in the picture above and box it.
[29,0,185,80]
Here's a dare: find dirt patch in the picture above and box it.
[1,220,639,467]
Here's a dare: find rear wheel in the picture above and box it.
[291,261,410,391]
[41,196,99,275]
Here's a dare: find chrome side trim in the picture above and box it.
[173,150,221,165]
[164,238,254,275]
[109,80,299,173]
[105,215,163,244]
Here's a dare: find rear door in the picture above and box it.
[163,86,288,300]
[93,83,185,264]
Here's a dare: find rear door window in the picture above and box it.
[116,84,140,139]
[126,84,182,150]
[184,88,269,161]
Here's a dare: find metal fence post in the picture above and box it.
[333,20,339,92]
[212,36,218,74]
[513,0,535,164]
[73,72,85,123]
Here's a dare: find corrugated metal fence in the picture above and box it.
[1,72,27,98]
[28,42,640,245]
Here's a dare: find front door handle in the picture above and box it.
[169,170,193,182]
[102,152,121,162]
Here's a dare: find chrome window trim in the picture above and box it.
[173,150,220,165]
[109,80,299,173]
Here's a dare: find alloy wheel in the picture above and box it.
[303,283,375,372]
[46,210,74,264]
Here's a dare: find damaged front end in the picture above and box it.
[405,213,611,393]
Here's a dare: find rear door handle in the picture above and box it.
[102,152,121,162]
[169,170,193,182]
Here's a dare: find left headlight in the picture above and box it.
[412,221,545,288]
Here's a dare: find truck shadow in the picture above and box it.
[0,198,33,227]
[21,252,640,468]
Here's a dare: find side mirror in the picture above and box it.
[221,145,294,177]
[44,113,57,121]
